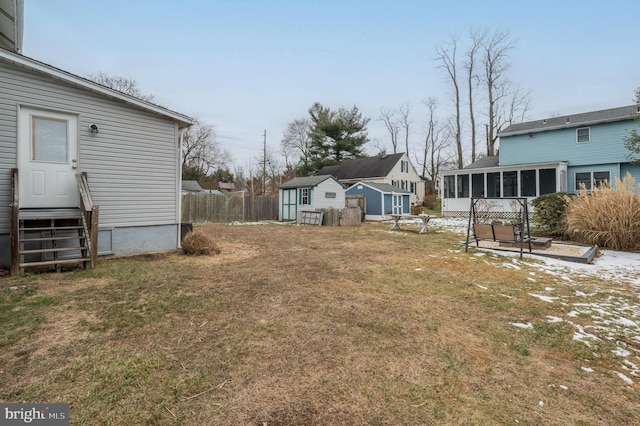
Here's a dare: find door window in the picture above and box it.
[32,117,68,163]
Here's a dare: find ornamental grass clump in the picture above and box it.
[565,173,640,251]
[181,230,221,256]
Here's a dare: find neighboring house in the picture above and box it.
[0,40,192,271]
[278,175,346,222]
[318,152,425,205]
[218,182,236,193]
[440,105,640,217]
[182,180,204,193]
[345,182,410,221]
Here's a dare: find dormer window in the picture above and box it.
[576,127,590,143]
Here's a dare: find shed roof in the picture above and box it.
[349,181,410,194]
[0,48,193,128]
[280,175,341,189]
[182,180,203,192]
[317,153,405,180]
[499,105,638,137]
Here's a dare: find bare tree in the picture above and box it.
[378,108,400,153]
[88,72,156,103]
[399,102,411,154]
[280,118,313,169]
[435,36,464,169]
[181,119,231,179]
[481,30,530,156]
[465,28,486,163]
[418,98,453,194]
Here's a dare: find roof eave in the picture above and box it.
[0,49,194,128]
[499,115,637,138]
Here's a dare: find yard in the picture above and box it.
[1,221,639,425]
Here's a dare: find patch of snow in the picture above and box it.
[538,400,544,407]
[581,366,594,373]
[617,317,638,328]
[615,371,634,385]
[529,293,557,303]
[545,287,554,291]
[559,385,568,390]
[567,311,579,317]
[613,347,631,358]
[546,316,563,323]
[477,284,488,290]
[512,322,534,329]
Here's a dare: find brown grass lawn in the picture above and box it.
[1,222,639,425]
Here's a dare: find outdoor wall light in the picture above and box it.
[90,124,99,134]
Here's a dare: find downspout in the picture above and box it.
[177,127,185,247]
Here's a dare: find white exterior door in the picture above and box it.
[392,195,403,214]
[18,107,79,208]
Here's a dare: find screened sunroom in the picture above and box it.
[440,160,568,217]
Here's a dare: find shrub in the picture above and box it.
[422,194,439,210]
[565,173,640,251]
[181,230,221,256]
[530,192,571,237]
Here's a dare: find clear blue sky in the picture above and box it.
[23,0,639,169]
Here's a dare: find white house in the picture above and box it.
[278,175,346,222]
[318,152,425,205]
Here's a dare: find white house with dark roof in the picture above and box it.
[278,175,346,222]
[318,152,425,205]
[440,105,640,217]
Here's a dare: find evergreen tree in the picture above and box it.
[303,102,370,174]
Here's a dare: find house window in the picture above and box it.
[457,174,469,198]
[401,160,408,172]
[391,180,398,187]
[576,127,590,143]
[300,188,310,205]
[520,170,536,197]
[575,171,610,191]
[401,180,406,190]
[472,173,485,197]
[539,168,556,195]
[443,175,455,198]
[410,182,416,194]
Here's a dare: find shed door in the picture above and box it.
[392,195,403,215]
[281,188,297,220]
[18,107,79,208]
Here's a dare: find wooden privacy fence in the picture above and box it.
[182,193,278,223]
[318,207,362,227]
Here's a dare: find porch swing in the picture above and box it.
[464,197,532,259]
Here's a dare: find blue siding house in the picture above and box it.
[441,105,640,217]
[345,182,410,221]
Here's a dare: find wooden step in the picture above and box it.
[20,258,91,268]
[20,235,87,243]
[19,225,83,232]
[19,208,81,220]
[20,246,89,255]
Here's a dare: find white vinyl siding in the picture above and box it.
[0,59,180,233]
